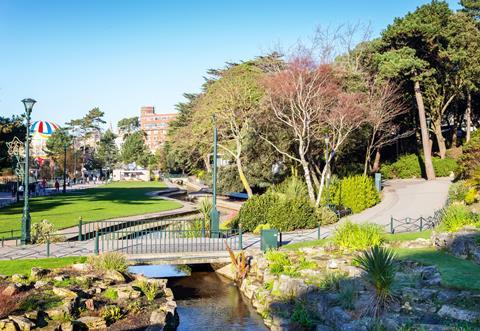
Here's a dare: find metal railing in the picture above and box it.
[94,225,241,255]
[389,208,445,234]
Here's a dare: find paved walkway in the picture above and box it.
[0,178,451,261]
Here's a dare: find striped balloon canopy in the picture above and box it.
[30,121,60,139]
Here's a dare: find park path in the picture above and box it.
[242,177,452,248]
[0,178,451,261]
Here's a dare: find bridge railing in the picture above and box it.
[93,221,242,254]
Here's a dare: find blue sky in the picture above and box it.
[0,0,459,128]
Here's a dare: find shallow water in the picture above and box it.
[129,264,267,331]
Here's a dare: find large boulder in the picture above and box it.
[437,304,480,322]
[8,316,34,331]
[52,287,78,299]
[1,283,26,297]
[0,320,17,331]
[114,284,141,299]
[431,228,480,264]
[272,275,311,298]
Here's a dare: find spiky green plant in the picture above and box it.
[198,198,213,223]
[354,245,397,317]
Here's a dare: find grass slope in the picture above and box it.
[0,257,87,276]
[0,181,182,234]
[395,248,480,290]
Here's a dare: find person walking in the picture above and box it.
[54,179,60,192]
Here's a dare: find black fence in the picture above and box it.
[388,208,445,234]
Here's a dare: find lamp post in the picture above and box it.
[63,143,68,193]
[21,98,36,245]
[72,136,77,185]
[210,115,220,238]
[324,135,331,206]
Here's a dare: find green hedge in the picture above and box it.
[329,175,380,213]
[381,154,457,179]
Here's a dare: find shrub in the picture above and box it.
[333,221,384,251]
[137,281,160,302]
[31,220,63,244]
[101,305,123,324]
[329,175,380,213]
[88,252,128,273]
[238,193,278,232]
[253,223,271,235]
[266,195,320,231]
[198,198,212,224]
[448,180,469,202]
[381,154,457,179]
[464,188,478,205]
[457,130,480,179]
[339,280,358,310]
[354,245,397,317]
[438,203,478,232]
[291,301,315,328]
[316,206,338,225]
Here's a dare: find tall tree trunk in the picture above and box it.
[414,80,436,180]
[466,92,472,143]
[371,149,381,173]
[363,145,371,176]
[299,144,315,203]
[433,117,447,159]
[236,156,253,197]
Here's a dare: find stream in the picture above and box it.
[129,264,267,331]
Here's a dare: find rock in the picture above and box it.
[8,316,35,331]
[114,284,141,299]
[23,312,37,322]
[436,290,457,303]
[1,284,24,297]
[315,293,340,315]
[437,304,480,322]
[326,259,338,269]
[299,269,322,278]
[164,287,174,300]
[104,270,126,283]
[0,275,7,280]
[34,280,49,289]
[415,266,442,286]
[215,263,236,281]
[45,305,71,320]
[149,310,167,327]
[413,324,456,331]
[85,299,95,311]
[71,263,89,272]
[52,287,77,299]
[399,238,431,248]
[272,275,311,298]
[0,320,17,331]
[325,307,351,330]
[11,274,26,283]
[30,267,49,279]
[60,322,75,331]
[53,275,68,282]
[76,316,107,330]
[315,325,334,331]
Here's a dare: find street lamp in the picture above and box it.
[21,98,36,245]
[324,135,331,206]
[63,142,68,193]
[210,115,220,238]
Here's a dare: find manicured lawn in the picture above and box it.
[395,248,480,290]
[283,239,328,251]
[0,181,182,234]
[0,257,87,276]
[385,230,432,242]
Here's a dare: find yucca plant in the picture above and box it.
[225,241,249,283]
[354,245,397,317]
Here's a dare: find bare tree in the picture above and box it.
[363,81,407,175]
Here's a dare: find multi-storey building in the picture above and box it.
[139,106,177,152]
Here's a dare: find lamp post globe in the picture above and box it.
[21,98,36,245]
